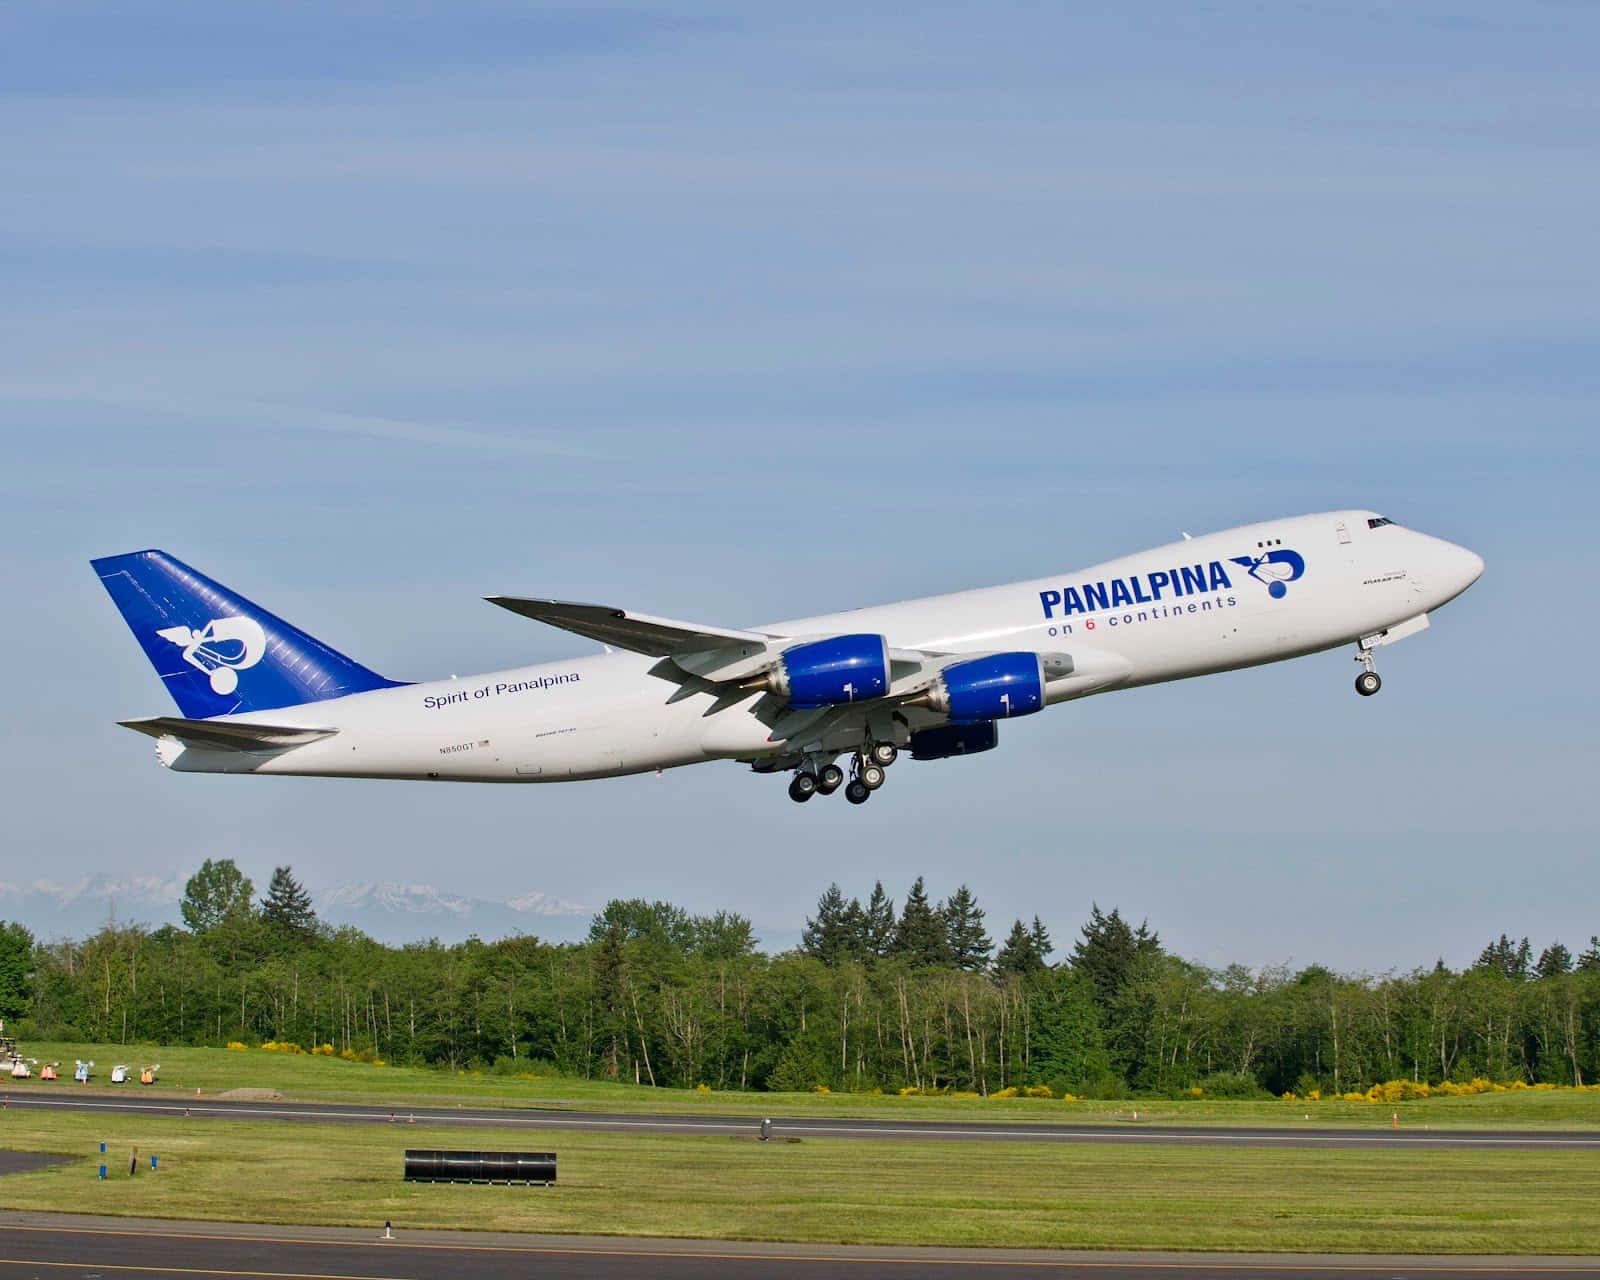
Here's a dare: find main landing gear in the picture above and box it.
[789,744,896,805]
[1354,642,1382,697]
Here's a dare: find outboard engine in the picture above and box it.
[756,634,890,707]
[921,652,1044,721]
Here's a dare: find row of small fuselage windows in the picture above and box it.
[1254,518,1393,550]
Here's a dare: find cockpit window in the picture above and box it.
[1367,516,1394,529]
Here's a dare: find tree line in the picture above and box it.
[1,861,1596,1097]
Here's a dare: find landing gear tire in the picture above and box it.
[869,742,898,767]
[1355,671,1382,697]
[817,764,845,794]
[858,762,886,791]
[788,772,818,803]
[845,779,872,804]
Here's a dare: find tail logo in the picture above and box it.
[155,616,267,695]
[1230,549,1306,599]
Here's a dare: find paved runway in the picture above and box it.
[1,1214,1597,1280]
[6,1090,1598,1148]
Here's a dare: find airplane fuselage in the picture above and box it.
[166,510,1481,783]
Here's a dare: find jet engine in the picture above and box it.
[921,652,1044,721]
[755,634,891,708]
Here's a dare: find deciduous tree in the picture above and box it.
[180,859,255,934]
[0,920,33,1020]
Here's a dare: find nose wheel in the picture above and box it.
[1354,643,1382,696]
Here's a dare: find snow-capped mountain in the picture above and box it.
[0,873,185,937]
[0,875,590,945]
[318,882,591,943]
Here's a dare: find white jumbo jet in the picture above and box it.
[94,511,1482,806]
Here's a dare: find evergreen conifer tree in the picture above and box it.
[261,866,316,936]
[994,919,1045,975]
[1535,942,1573,979]
[1475,934,1532,980]
[1027,915,1053,962]
[893,876,950,968]
[802,883,862,966]
[941,885,992,971]
[1578,937,1600,974]
[863,881,896,959]
[1071,904,1160,1003]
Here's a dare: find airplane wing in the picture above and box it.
[485,596,775,662]
[118,716,339,751]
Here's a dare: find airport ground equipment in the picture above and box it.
[403,1149,556,1184]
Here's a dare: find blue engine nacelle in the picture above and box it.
[927,652,1044,722]
[766,634,890,707]
[908,721,998,760]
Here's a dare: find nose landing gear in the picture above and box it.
[1354,642,1382,696]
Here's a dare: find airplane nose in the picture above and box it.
[1444,542,1484,596]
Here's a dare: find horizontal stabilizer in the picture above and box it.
[118,716,338,752]
[486,596,773,659]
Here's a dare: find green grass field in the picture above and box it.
[3,1042,1594,1253]
[9,1040,1600,1130]
[0,1109,1594,1253]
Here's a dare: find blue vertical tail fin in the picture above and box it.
[92,550,405,719]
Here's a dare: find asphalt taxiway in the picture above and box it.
[6,1089,1598,1149]
[1,1214,1597,1280]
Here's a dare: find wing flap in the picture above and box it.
[118,716,338,752]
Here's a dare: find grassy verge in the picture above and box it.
[0,1109,1593,1253]
[10,1041,1600,1130]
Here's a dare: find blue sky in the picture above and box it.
[2,0,1595,970]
